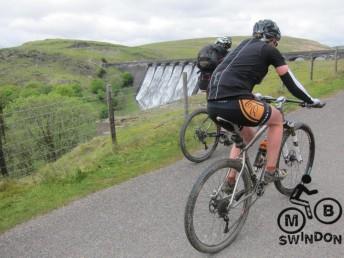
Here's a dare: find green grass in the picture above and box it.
[20,36,330,62]
[0,36,330,88]
[115,87,140,115]
[19,39,162,63]
[139,36,330,59]
[0,108,185,232]
[0,53,342,233]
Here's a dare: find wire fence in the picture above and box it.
[0,95,100,178]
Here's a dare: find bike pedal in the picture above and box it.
[257,182,265,196]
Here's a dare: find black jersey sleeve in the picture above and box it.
[280,70,314,103]
[262,44,286,67]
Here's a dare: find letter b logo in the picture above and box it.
[323,204,334,217]
[315,198,342,224]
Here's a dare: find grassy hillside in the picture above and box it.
[139,36,331,59]
[20,39,162,62]
[0,40,124,87]
[0,36,330,88]
[0,39,148,116]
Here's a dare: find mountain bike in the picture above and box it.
[179,107,233,163]
[184,95,325,254]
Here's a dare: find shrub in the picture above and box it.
[96,89,105,101]
[52,83,83,98]
[113,90,126,110]
[20,82,44,97]
[0,85,19,109]
[97,68,107,78]
[100,105,108,119]
[121,72,133,87]
[90,79,105,94]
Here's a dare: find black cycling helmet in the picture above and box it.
[215,36,232,49]
[253,19,281,41]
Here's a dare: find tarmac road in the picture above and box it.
[1,91,344,258]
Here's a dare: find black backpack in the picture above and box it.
[196,44,228,91]
[196,44,227,73]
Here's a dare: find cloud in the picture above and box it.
[0,0,343,48]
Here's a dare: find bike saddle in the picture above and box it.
[216,116,245,148]
[216,116,240,132]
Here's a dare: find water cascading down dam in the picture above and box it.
[135,61,200,109]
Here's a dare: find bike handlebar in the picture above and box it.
[255,94,326,108]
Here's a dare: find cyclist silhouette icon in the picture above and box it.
[278,175,342,234]
[289,175,318,219]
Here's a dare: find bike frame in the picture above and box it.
[220,97,305,208]
[227,125,268,207]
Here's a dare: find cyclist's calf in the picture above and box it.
[266,106,283,172]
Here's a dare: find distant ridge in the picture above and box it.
[0,36,331,87]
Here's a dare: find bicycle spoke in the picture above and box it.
[187,163,250,251]
[180,109,220,163]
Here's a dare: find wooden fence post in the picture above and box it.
[0,134,8,177]
[106,84,117,145]
[334,47,338,73]
[182,72,189,119]
[310,54,314,81]
[0,107,8,176]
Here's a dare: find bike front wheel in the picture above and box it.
[184,159,252,253]
[179,108,220,163]
[275,123,315,196]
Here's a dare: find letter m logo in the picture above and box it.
[285,214,298,227]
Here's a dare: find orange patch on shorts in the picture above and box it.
[239,99,265,123]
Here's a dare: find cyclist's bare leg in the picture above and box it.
[226,127,256,183]
[226,106,283,181]
[265,106,283,174]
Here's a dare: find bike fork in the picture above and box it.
[284,123,303,163]
[291,131,303,162]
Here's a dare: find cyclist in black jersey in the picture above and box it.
[207,19,324,190]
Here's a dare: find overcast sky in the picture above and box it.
[0,0,343,48]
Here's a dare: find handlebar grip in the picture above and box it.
[301,101,326,108]
[314,101,326,108]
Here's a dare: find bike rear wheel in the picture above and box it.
[179,108,220,163]
[184,159,251,253]
[275,123,315,196]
